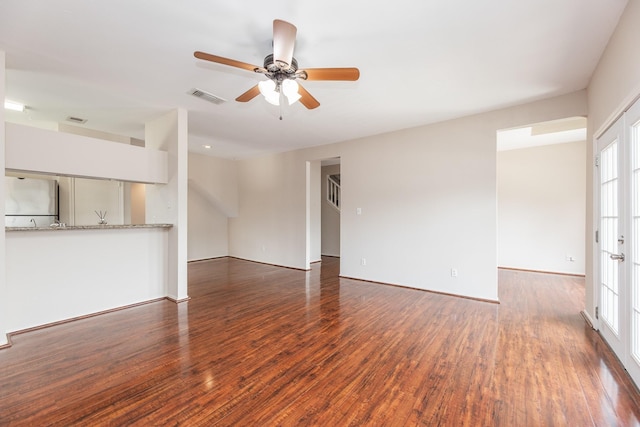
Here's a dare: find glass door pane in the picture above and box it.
[600,140,620,334]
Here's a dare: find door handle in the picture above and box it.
[610,253,625,262]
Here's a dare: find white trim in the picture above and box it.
[591,134,601,332]
[581,310,597,330]
[593,83,640,140]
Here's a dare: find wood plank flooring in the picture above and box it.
[1,256,640,425]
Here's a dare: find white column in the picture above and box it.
[0,51,7,345]
[145,109,189,301]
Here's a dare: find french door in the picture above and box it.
[597,97,640,386]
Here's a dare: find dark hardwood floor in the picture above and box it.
[1,257,640,425]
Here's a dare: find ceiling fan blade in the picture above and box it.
[235,85,261,102]
[194,51,259,72]
[302,67,360,81]
[273,19,297,68]
[298,84,320,110]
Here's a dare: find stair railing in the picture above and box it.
[327,175,340,211]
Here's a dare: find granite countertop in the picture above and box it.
[6,224,173,232]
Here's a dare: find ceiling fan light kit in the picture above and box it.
[282,80,301,104]
[258,80,280,105]
[194,19,360,117]
[258,79,301,106]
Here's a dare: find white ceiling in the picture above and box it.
[0,0,628,159]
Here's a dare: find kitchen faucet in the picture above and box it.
[30,218,37,228]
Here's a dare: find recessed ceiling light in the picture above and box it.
[203,145,211,149]
[4,100,25,112]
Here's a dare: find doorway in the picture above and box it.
[496,117,587,275]
[321,158,341,258]
[306,157,341,270]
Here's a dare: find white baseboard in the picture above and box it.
[581,310,597,330]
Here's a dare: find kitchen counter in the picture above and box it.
[6,223,173,232]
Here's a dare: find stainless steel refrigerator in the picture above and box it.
[5,177,58,227]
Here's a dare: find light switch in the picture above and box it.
[356,207,362,215]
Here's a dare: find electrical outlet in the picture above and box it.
[361,258,367,266]
[451,268,458,277]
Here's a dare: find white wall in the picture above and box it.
[0,51,7,345]
[6,228,168,332]
[229,91,587,301]
[187,152,238,261]
[497,141,586,275]
[230,151,308,269]
[5,123,167,184]
[321,164,341,257]
[586,0,640,319]
[337,117,498,300]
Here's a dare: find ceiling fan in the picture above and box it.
[194,19,360,115]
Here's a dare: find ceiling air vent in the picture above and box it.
[66,116,87,124]
[189,88,226,105]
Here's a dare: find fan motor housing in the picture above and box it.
[264,54,298,74]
